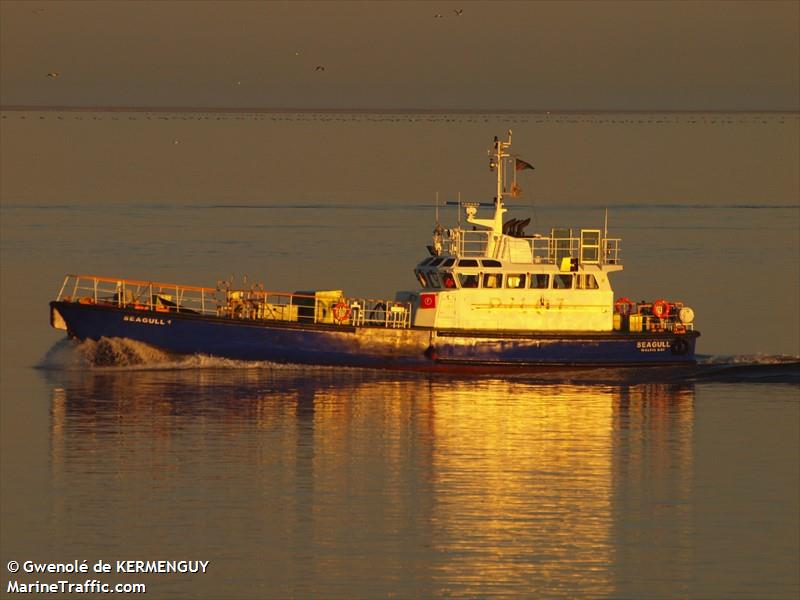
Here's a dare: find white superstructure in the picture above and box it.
[410,131,623,332]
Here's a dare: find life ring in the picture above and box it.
[614,297,634,316]
[332,300,351,324]
[671,337,689,355]
[652,299,671,319]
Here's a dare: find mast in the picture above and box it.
[466,130,512,237]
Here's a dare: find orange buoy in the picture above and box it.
[614,297,634,316]
[332,300,351,324]
[652,299,671,319]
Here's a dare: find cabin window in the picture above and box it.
[577,274,598,289]
[483,273,502,289]
[442,273,457,289]
[553,274,573,289]
[418,257,434,267]
[429,258,444,267]
[416,271,428,288]
[458,259,479,267]
[506,274,526,289]
[441,258,456,267]
[530,274,550,289]
[481,259,502,268]
[458,273,479,288]
[428,271,441,288]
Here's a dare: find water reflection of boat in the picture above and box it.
[49,133,699,371]
[47,369,695,597]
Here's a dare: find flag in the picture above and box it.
[515,158,535,171]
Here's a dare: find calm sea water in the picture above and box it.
[1,110,798,598]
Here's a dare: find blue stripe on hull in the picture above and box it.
[433,331,697,366]
[51,302,698,371]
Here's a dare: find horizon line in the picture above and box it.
[1,105,797,115]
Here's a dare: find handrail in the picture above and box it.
[69,274,217,294]
[55,274,411,329]
[441,230,622,265]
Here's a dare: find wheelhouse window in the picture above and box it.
[429,258,445,267]
[506,274,526,289]
[458,273,479,288]
[577,274,599,289]
[458,259,479,267]
[530,274,550,289]
[441,258,456,267]
[482,273,502,289]
[481,259,502,267]
[418,257,435,267]
[442,272,457,289]
[427,271,442,288]
[415,270,428,288]
[553,274,573,289]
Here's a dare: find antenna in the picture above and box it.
[435,191,439,224]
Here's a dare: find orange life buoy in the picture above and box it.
[614,297,634,316]
[332,300,351,324]
[652,299,671,319]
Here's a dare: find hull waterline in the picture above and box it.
[51,301,699,373]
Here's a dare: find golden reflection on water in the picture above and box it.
[425,381,618,596]
[47,369,694,597]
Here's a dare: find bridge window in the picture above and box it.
[530,274,550,289]
[441,258,456,267]
[416,271,428,288]
[458,273,479,288]
[428,272,441,288]
[481,259,502,267]
[458,259,479,267]
[577,274,599,289]
[506,274,526,289]
[483,273,502,289]
[429,258,444,267]
[553,274,573,289]
[442,273,457,289]
[418,257,434,267]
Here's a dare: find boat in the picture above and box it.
[49,132,699,372]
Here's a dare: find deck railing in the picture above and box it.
[55,275,411,329]
[442,229,622,265]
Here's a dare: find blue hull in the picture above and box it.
[51,301,699,372]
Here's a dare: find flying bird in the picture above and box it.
[46,72,59,78]
[314,65,325,71]
[454,9,463,16]
[434,14,443,18]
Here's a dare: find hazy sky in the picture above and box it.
[1,0,798,111]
